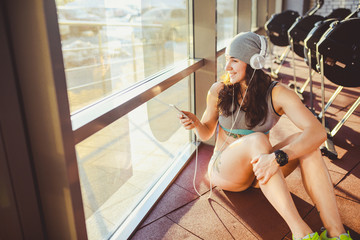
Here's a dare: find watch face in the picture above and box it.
[276,150,288,166]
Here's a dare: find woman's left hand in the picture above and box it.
[251,153,279,185]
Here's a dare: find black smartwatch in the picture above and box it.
[274,150,288,166]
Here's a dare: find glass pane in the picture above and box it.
[55,0,190,113]
[217,53,227,82]
[76,78,191,239]
[217,0,236,50]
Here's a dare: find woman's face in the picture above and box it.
[225,55,247,84]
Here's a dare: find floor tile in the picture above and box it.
[335,197,360,239]
[219,187,314,240]
[167,189,258,240]
[131,217,201,240]
[324,146,360,177]
[303,196,360,239]
[140,184,199,227]
[335,163,360,203]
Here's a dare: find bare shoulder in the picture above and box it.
[272,82,304,115]
[272,82,291,94]
[272,82,299,99]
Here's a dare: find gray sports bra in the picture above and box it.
[218,81,281,137]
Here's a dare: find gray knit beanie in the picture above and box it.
[225,32,267,65]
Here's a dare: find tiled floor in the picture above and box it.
[130,45,360,240]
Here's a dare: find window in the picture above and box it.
[77,78,192,239]
[216,0,236,50]
[217,53,227,82]
[56,0,189,113]
[55,0,192,239]
[216,0,236,81]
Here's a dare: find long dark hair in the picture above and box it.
[217,65,272,129]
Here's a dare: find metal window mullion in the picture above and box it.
[72,59,204,144]
[193,0,217,145]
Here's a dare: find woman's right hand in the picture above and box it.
[177,111,199,130]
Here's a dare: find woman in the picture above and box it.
[178,32,351,240]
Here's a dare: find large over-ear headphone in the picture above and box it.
[250,35,267,69]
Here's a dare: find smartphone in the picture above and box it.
[169,104,188,118]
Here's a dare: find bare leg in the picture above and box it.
[211,133,313,238]
[272,133,345,237]
[299,149,345,237]
[260,169,313,238]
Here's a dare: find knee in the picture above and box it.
[247,132,272,153]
